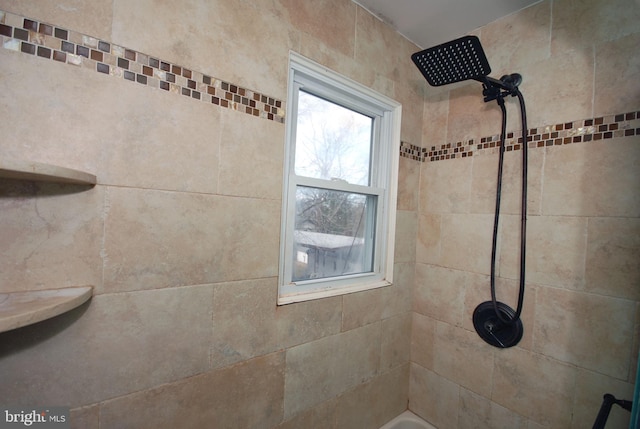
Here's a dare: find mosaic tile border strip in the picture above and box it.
[400,111,640,163]
[0,10,285,123]
[2,9,637,162]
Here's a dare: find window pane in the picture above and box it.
[292,186,376,282]
[294,90,373,186]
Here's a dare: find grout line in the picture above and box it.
[2,9,638,166]
[0,9,286,124]
[401,111,640,163]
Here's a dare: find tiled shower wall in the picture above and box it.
[0,1,638,429]
[0,1,421,428]
[0,10,286,123]
[410,0,640,428]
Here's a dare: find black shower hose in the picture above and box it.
[490,89,527,325]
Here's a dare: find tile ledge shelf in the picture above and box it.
[0,286,93,333]
[0,159,96,185]
[0,159,95,333]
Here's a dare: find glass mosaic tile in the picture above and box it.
[400,112,640,163]
[0,9,286,124]
[1,8,636,163]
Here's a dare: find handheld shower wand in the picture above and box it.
[412,36,528,348]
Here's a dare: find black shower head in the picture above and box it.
[411,35,491,87]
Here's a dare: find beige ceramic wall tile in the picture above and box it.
[421,90,449,147]
[0,182,104,293]
[551,0,640,54]
[572,368,634,429]
[0,50,102,175]
[462,272,491,333]
[380,313,412,370]
[480,1,551,73]
[395,81,425,146]
[102,187,280,293]
[527,420,547,429]
[278,0,356,60]
[440,213,495,275]
[370,72,397,101]
[296,33,378,95]
[0,49,220,194]
[419,157,471,214]
[458,388,528,429]
[414,263,467,326]
[387,262,414,317]
[392,94,426,151]
[275,399,338,429]
[210,278,280,369]
[586,217,640,300]
[0,285,213,407]
[218,108,284,199]
[416,213,441,265]
[353,5,408,83]
[342,282,402,331]
[409,363,459,429]
[542,139,640,217]
[284,323,380,418]
[411,312,436,370]
[111,0,293,100]
[291,24,408,128]
[99,77,221,193]
[519,48,594,129]
[510,147,544,216]
[336,364,409,429]
[207,277,345,369]
[357,14,422,118]
[494,215,526,283]
[203,0,294,101]
[394,210,418,263]
[534,286,635,379]
[327,271,403,330]
[397,156,420,211]
[99,352,285,429]
[433,322,495,398]
[500,215,587,289]
[447,82,504,145]
[0,0,113,40]
[399,32,429,87]
[469,153,501,215]
[69,405,99,429]
[595,33,640,116]
[492,348,576,427]
[275,294,343,349]
[471,149,544,216]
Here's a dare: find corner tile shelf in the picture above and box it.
[0,159,96,185]
[0,286,93,333]
[0,159,96,333]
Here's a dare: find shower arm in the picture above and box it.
[475,74,522,103]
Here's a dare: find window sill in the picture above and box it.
[277,279,392,305]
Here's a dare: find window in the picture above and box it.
[278,52,401,304]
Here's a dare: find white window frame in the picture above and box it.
[278,52,401,305]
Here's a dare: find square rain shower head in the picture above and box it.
[411,35,491,87]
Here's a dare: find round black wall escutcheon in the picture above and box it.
[473,301,523,348]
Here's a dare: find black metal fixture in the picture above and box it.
[592,393,632,429]
[412,35,528,348]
